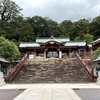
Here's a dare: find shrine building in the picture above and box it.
[19,36,87,58]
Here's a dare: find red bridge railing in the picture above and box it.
[76,53,94,82]
[8,53,28,83]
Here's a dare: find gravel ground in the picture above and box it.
[73,88,100,100]
[0,89,24,100]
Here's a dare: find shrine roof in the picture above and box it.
[0,57,9,63]
[19,42,40,48]
[19,41,86,48]
[65,41,86,46]
[91,38,100,44]
[19,36,86,48]
[94,55,100,62]
[36,36,69,43]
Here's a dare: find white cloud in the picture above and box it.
[12,0,100,23]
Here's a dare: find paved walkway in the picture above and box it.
[0,83,100,100]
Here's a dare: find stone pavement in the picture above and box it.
[0,89,24,100]
[0,83,100,100]
[74,88,100,100]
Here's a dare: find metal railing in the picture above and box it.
[76,53,94,82]
[8,53,28,83]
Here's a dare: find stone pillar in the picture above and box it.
[97,71,100,85]
[0,72,5,85]
[0,63,5,85]
[34,49,36,58]
[59,49,62,58]
[44,49,47,58]
[57,49,61,58]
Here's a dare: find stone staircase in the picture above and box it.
[12,58,91,83]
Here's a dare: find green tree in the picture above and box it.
[0,19,9,37]
[74,33,93,43]
[70,19,89,40]
[74,37,80,41]
[0,37,20,61]
[70,21,80,40]
[27,16,46,37]
[60,28,69,37]
[19,24,35,42]
[59,20,72,38]
[7,17,27,43]
[27,16,60,37]
[0,30,6,37]
[92,47,100,60]
[89,16,100,40]
[10,16,27,29]
[44,17,60,37]
[0,0,22,21]
[0,19,20,44]
[74,31,85,41]
[84,33,93,43]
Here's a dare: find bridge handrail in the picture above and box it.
[76,53,94,82]
[8,53,28,83]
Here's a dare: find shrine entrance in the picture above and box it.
[46,48,59,58]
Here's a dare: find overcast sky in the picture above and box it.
[12,0,100,23]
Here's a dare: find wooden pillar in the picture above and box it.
[34,49,36,58]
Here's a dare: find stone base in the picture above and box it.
[0,72,5,86]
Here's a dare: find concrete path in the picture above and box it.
[0,83,100,100]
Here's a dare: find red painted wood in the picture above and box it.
[8,53,28,83]
[76,53,94,82]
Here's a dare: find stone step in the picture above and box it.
[12,58,91,83]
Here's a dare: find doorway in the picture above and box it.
[46,48,59,58]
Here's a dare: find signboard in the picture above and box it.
[29,54,34,59]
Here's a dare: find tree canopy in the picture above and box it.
[89,16,100,40]
[1,0,100,45]
[19,24,35,42]
[92,47,100,60]
[59,20,72,38]
[27,16,60,37]
[0,37,20,61]
[0,0,22,21]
